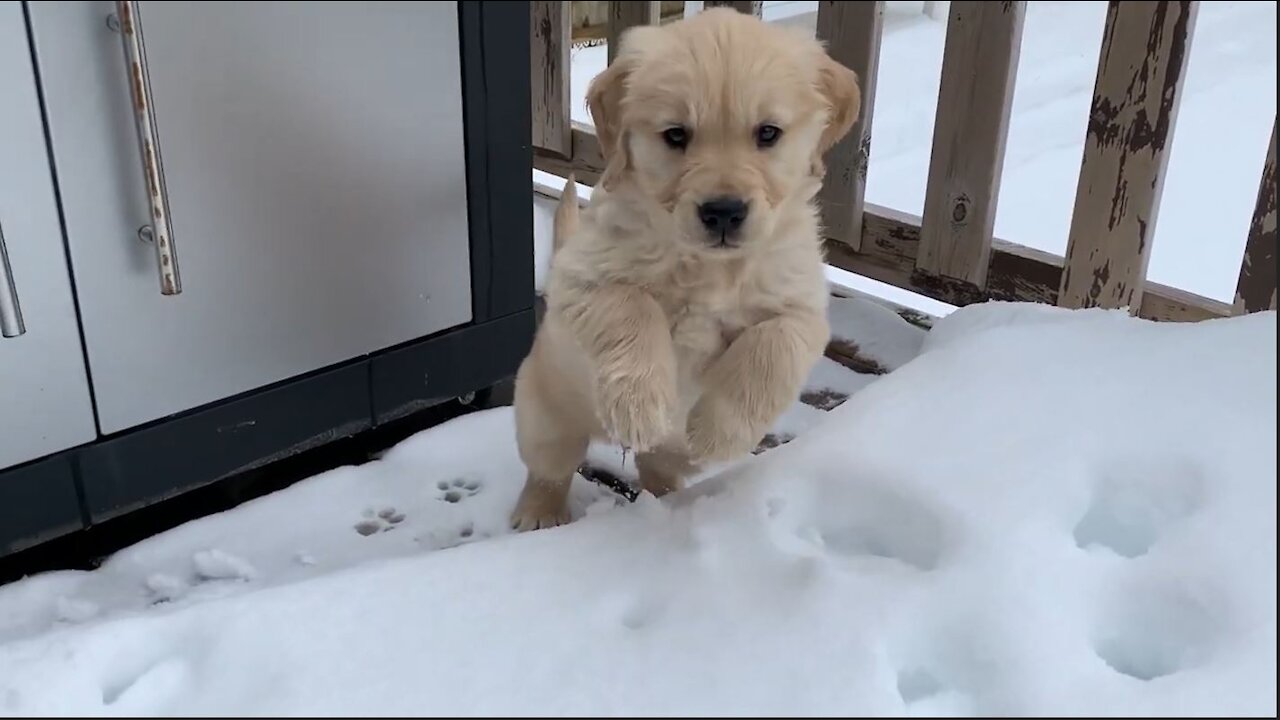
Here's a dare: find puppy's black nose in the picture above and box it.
[697,197,749,237]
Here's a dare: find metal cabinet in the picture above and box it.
[0,2,98,470]
[2,0,533,557]
[28,1,476,433]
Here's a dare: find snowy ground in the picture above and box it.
[552,0,1277,308]
[0,300,1274,716]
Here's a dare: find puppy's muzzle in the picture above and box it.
[696,196,749,246]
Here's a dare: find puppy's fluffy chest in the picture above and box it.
[667,301,747,373]
[652,257,765,378]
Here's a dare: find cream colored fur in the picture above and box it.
[511,8,861,531]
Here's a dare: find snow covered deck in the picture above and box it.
[0,299,1273,716]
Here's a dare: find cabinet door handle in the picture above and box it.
[0,223,25,338]
[116,0,182,296]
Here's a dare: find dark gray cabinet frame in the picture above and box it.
[1,1,534,556]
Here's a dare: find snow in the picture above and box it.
[828,294,928,369]
[190,549,257,583]
[1,301,1274,716]
[548,0,1277,307]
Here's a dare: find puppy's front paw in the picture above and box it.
[510,505,571,532]
[510,483,571,532]
[597,374,675,453]
[685,393,762,464]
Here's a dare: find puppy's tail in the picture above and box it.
[552,174,579,255]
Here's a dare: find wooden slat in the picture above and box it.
[703,1,764,16]
[575,2,686,42]
[1234,118,1277,314]
[608,1,661,65]
[533,122,608,186]
[1058,1,1197,312]
[531,1,571,157]
[916,1,1025,288]
[824,212,1229,323]
[532,122,1228,322]
[1141,283,1232,323]
[815,1,885,253]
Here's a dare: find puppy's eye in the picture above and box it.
[661,126,690,150]
[755,124,783,148]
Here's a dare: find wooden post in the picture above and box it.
[531,1,571,157]
[608,2,661,65]
[816,1,885,252]
[703,1,763,17]
[1234,118,1277,314]
[1058,1,1197,312]
[916,1,1024,288]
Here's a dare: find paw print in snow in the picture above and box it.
[437,477,481,504]
[1073,459,1204,559]
[414,522,483,551]
[354,507,406,536]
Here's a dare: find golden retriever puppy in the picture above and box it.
[511,8,861,530]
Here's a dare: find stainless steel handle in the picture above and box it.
[1,223,26,338]
[116,0,182,296]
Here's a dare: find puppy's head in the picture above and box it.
[588,8,860,256]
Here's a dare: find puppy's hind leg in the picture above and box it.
[510,358,590,532]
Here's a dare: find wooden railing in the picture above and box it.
[530,0,1278,322]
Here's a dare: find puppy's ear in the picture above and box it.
[587,26,657,188]
[814,54,862,162]
[586,57,631,166]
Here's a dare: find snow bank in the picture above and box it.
[0,303,1272,716]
